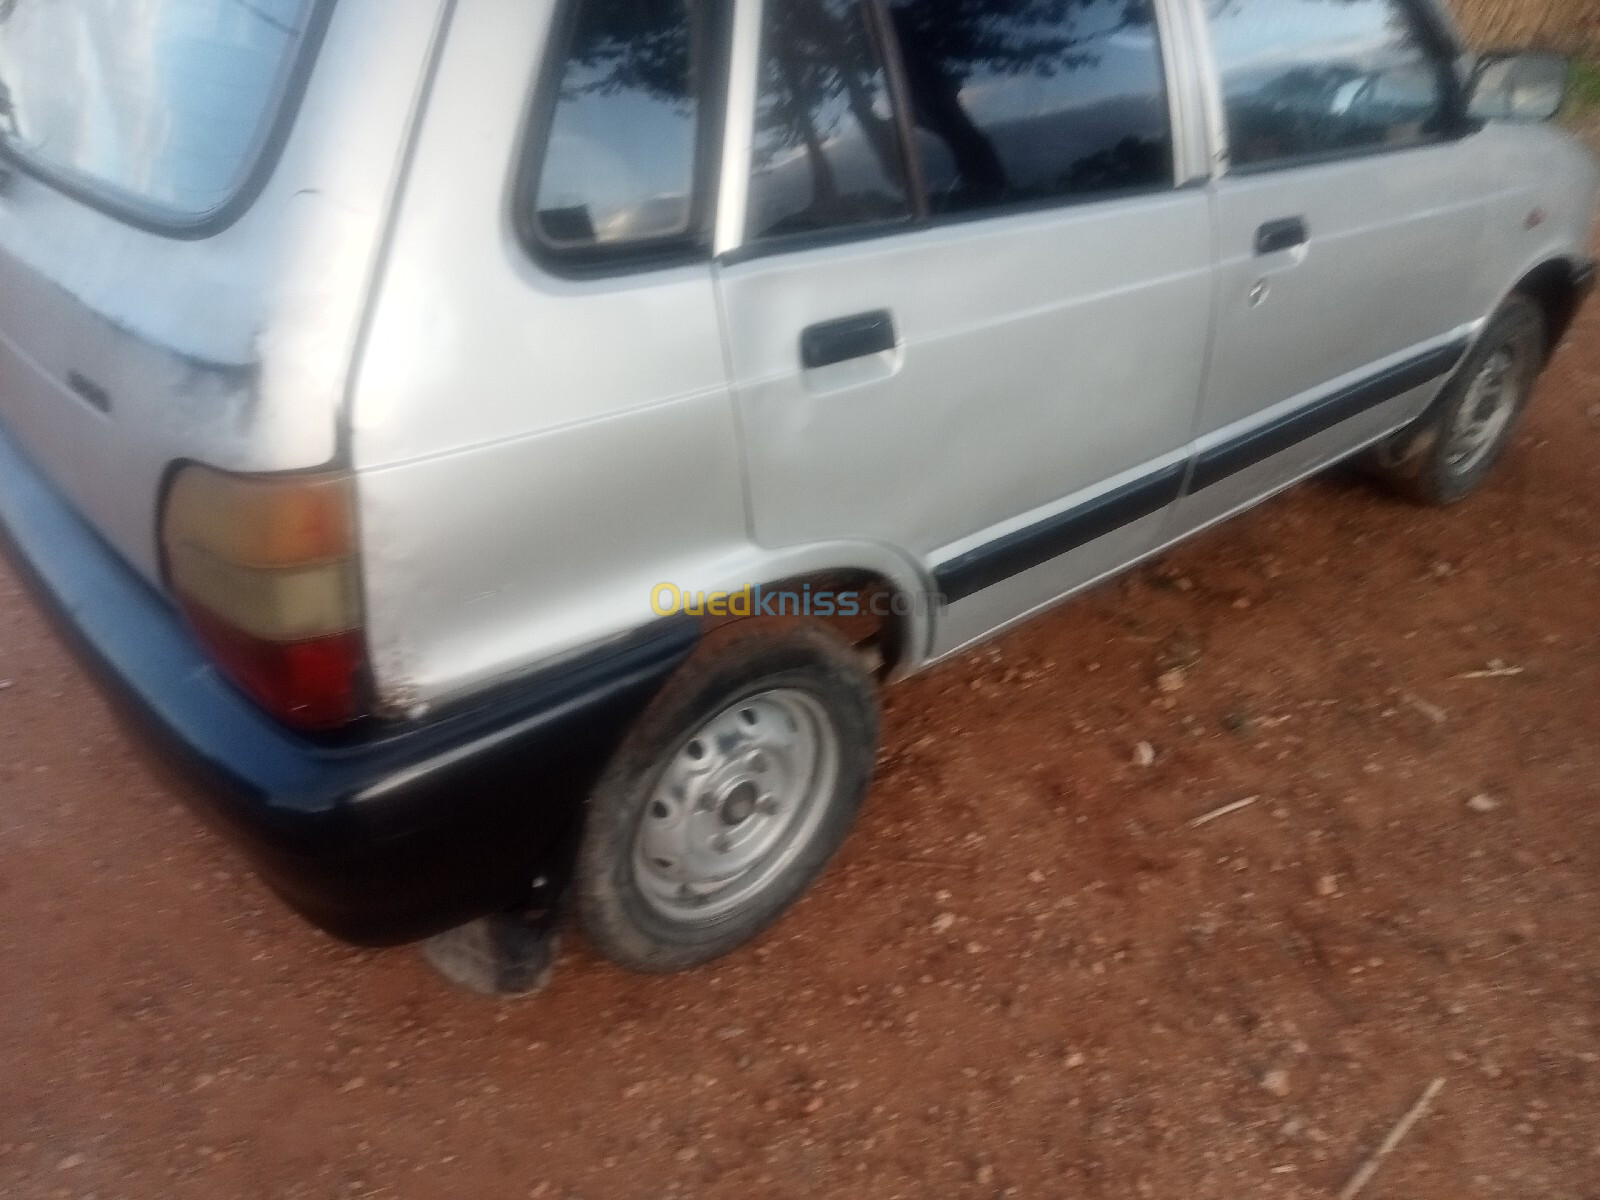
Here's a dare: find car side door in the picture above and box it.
[1167,0,1489,536]
[714,0,1216,660]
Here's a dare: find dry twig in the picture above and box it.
[1455,663,1525,680]
[1187,796,1258,829]
[1338,1077,1446,1200]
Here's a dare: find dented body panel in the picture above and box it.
[0,0,449,579]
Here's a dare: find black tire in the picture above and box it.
[1362,295,1547,507]
[577,625,880,973]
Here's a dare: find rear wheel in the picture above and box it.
[578,626,879,973]
[1363,295,1546,506]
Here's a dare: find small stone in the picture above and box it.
[676,1146,699,1162]
[1156,668,1186,694]
[1315,874,1339,898]
[1133,741,1157,767]
[1467,794,1499,814]
[931,912,956,934]
[802,1095,824,1115]
[0,679,13,691]
[57,1154,85,1171]
[1261,1068,1292,1098]
[976,1164,996,1185]
[1065,1052,1086,1069]
[1223,711,1256,737]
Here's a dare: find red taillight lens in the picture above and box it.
[179,604,366,730]
[161,466,366,730]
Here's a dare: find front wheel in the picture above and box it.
[577,625,880,973]
[1362,295,1547,507]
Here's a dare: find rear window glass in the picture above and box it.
[528,0,706,263]
[0,0,322,226]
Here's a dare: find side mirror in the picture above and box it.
[1469,51,1570,123]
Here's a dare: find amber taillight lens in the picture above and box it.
[160,465,366,730]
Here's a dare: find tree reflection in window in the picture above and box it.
[747,0,1173,241]
[747,0,912,241]
[891,0,1172,214]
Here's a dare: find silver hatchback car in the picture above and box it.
[0,0,1593,992]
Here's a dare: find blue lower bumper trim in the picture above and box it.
[0,425,697,944]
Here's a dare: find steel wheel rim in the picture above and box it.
[1444,342,1525,473]
[632,688,840,924]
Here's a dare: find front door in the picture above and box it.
[715,0,1215,657]
[1171,0,1488,535]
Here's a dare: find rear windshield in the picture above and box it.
[0,0,324,230]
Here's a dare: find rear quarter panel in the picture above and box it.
[350,0,753,714]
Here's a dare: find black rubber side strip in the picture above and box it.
[1189,338,1468,494]
[934,463,1186,604]
[931,339,1467,606]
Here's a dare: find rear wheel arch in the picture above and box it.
[693,567,924,681]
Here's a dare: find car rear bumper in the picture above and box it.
[0,424,696,945]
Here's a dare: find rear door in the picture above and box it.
[1169,0,1488,535]
[715,0,1216,658]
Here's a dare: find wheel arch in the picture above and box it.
[1509,255,1594,358]
[680,542,939,683]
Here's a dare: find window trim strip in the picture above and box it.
[866,0,931,221]
[714,0,765,256]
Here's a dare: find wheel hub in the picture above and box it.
[632,689,840,923]
[1445,345,1523,473]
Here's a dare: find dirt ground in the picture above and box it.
[5,310,1600,1199]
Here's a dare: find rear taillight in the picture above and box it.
[160,465,366,730]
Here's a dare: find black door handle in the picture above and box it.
[1256,217,1309,256]
[800,310,897,370]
